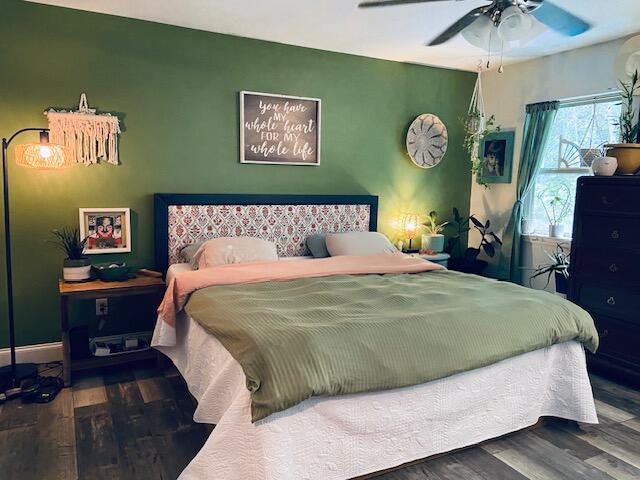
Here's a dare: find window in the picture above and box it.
[526,96,621,238]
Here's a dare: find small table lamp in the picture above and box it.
[402,213,420,253]
[0,128,72,395]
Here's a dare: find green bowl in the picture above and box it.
[92,262,130,282]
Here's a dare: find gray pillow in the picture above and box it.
[180,241,204,269]
[307,233,330,258]
[325,232,398,257]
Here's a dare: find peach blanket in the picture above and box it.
[157,253,444,327]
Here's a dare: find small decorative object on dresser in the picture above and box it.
[421,210,448,253]
[569,176,640,384]
[79,207,131,254]
[591,155,618,176]
[406,113,448,168]
[50,227,91,282]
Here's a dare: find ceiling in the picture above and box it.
[28,0,640,71]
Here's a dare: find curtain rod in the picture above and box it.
[558,91,621,107]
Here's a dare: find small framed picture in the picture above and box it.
[478,129,515,184]
[79,208,131,254]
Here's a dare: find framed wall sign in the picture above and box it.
[478,129,515,184]
[79,207,131,254]
[240,91,321,165]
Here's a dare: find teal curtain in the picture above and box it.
[498,101,559,283]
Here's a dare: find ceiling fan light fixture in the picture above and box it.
[497,5,532,42]
[461,15,497,50]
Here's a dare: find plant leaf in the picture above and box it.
[482,242,495,257]
[469,216,484,228]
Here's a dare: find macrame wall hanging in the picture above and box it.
[45,93,121,166]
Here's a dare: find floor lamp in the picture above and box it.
[0,128,71,396]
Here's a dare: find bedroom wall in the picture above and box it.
[468,37,631,279]
[0,0,475,348]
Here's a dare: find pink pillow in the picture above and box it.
[195,237,278,269]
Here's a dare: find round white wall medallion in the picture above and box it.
[406,114,448,168]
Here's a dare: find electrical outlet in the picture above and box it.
[96,298,108,316]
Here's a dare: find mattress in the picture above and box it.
[152,312,598,480]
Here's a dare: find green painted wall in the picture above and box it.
[0,0,474,348]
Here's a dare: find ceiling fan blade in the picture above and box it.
[427,6,485,46]
[530,1,591,36]
[358,0,456,8]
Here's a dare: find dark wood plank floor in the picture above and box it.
[1,363,639,480]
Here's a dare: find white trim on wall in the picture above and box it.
[0,341,62,367]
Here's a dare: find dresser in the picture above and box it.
[569,176,640,384]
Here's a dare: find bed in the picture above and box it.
[151,193,598,480]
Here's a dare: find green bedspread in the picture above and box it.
[184,270,598,422]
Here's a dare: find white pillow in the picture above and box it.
[325,232,398,257]
[196,237,278,269]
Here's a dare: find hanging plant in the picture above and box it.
[461,68,499,188]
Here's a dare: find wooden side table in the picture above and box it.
[59,276,166,386]
[411,252,451,268]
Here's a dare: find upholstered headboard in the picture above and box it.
[154,194,379,273]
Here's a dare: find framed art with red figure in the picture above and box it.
[79,207,131,254]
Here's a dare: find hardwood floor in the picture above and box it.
[1,363,639,480]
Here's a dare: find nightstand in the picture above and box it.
[412,252,450,267]
[59,276,166,386]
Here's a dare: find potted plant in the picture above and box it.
[446,208,502,275]
[462,110,498,188]
[606,70,640,174]
[421,211,448,253]
[50,227,91,282]
[529,243,570,295]
[537,183,571,238]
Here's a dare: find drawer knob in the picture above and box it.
[610,230,620,239]
[602,329,609,338]
[607,296,616,306]
[601,195,613,206]
[609,263,618,273]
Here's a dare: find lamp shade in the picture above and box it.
[497,5,532,42]
[15,142,72,169]
[403,213,419,240]
[461,15,501,52]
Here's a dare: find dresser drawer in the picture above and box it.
[577,215,640,249]
[592,315,640,366]
[580,183,640,215]
[572,247,640,284]
[575,282,640,322]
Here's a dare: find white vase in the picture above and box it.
[549,224,564,238]
[421,234,445,253]
[63,257,91,282]
[591,156,617,176]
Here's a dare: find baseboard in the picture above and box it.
[0,342,63,367]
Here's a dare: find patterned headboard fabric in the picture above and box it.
[154,194,378,273]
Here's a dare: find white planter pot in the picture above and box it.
[421,234,445,253]
[591,156,617,176]
[549,224,565,238]
[63,257,91,282]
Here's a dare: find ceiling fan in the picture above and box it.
[357,0,591,49]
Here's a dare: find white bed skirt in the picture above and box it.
[153,315,597,480]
